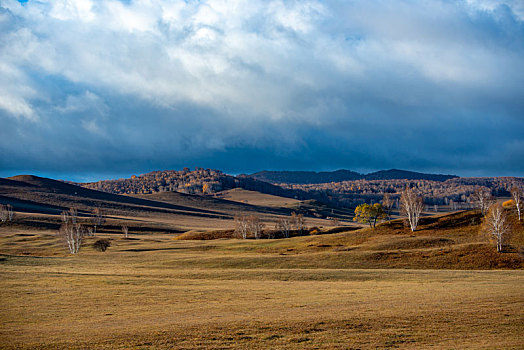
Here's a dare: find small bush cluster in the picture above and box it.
[93,239,111,252]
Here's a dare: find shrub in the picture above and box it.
[518,246,524,259]
[503,199,515,208]
[309,227,320,235]
[93,239,111,252]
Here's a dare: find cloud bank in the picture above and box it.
[1,0,523,180]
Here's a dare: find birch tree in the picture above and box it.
[276,217,291,238]
[1,204,14,222]
[61,207,78,224]
[510,186,522,221]
[0,205,7,222]
[122,225,129,238]
[6,205,14,221]
[58,223,86,254]
[400,187,424,232]
[471,188,493,215]
[483,203,510,252]
[382,193,394,220]
[291,212,306,234]
[91,207,105,235]
[247,215,265,239]
[235,215,249,239]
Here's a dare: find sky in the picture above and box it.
[1,0,523,182]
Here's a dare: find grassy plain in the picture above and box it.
[1,176,523,348]
[1,213,523,349]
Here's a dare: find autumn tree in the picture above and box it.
[483,203,510,252]
[510,186,522,221]
[400,187,424,232]
[471,188,493,215]
[275,217,291,238]
[58,222,86,254]
[353,203,385,228]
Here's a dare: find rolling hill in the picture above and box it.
[249,169,458,184]
[0,175,338,232]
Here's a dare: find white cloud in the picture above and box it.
[50,0,95,22]
[0,0,523,175]
[1,0,521,120]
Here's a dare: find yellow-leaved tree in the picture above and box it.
[353,203,385,228]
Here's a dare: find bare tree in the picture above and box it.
[1,204,14,223]
[510,186,522,221]
[0,205,7,222]
[247,215,265,239]
[275,217,291,238]
[471,188,493,215]
[291,212,306,234]
[6,205,14,221]
[122,225,129,238]
[381,193,394,220]
[58,222,86,254]
[234,215,249,239]
[483,203,510,252]
[400,187,424,232]
[61,207,78,224]
[91,207,105,235]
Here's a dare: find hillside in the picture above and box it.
[1,175,231,219]
[249,170,362,184]
[74,169,523,210]
[79,169,300,199]
[249,169,457,184]
[0,175,338,232]
[364,169,457,181]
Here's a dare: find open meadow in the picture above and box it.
[1,176,523,348]
[1,212,523,349]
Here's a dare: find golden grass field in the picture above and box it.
[1,208,523,349]
[214,188,301,207]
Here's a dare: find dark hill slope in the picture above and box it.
[364,169,457,181]
[249,169,457,184]
[0,175,260,219]
[250,170,362,184]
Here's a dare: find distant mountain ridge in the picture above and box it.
[249,169,458,184]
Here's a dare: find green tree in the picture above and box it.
[353,203,385,228]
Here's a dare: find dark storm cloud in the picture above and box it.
[0,0,523,181]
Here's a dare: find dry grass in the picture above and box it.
[1,243,523,349]
[1,209,523,349]
[174,229,235,240]
[215,188,301,207]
